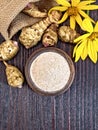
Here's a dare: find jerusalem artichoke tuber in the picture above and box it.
[58,26,80,43]
[23,2,47,18]
[19,10,62,49]
[0,40,19,61]
[3,61,24,88]
[42,23,58,47]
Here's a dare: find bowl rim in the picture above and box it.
[25,47,75,96]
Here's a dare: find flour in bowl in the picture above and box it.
[30,52,70,92]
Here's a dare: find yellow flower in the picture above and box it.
[48,0,98,29]
[73,19,98,63]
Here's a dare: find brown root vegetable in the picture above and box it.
[58,26,80,43]
[49,10,62,23]
[42,24,58,47]
[19,10,61,49]
[0,40,19,61]
[19,17,51,49]
[23,2,47,18]
[3,62,24,88]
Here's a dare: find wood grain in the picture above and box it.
[0,4,98,130]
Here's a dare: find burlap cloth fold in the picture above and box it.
[0,0,57,40]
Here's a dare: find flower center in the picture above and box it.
[67,7,78,16]
[89,32,98,40]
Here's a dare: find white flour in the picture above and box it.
[30,52,70,92]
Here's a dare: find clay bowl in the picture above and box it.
[25,47,75,96]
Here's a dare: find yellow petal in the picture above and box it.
[81,40,88,60]
[70,16,76,29]
[81,46,88,60]
[48,6,68,14]
[75,41,85,62]
[58,12,68,24]
[88,40,97,63]
[75,14,82,28]
[79,10,95,23]
[93,39,98,51]
[88,40,92,60]
[91,43,97,63]
[72,0,80,6]
[55,0,71,6]
[82,18,93,32]
[78,1,95,7]
[73,41,81,57]
[94,21,98,32]
[80,5,98,10]
[74,33,91,43]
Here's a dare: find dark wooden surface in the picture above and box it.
[0,5,98,130]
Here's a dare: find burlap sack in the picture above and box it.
[0,0,57,40]
[9,13,41,39]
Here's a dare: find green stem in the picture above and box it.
[87,10,90,15]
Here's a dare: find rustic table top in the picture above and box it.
[0,6,98,130]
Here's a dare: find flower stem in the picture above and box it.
[87,10,90,15]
